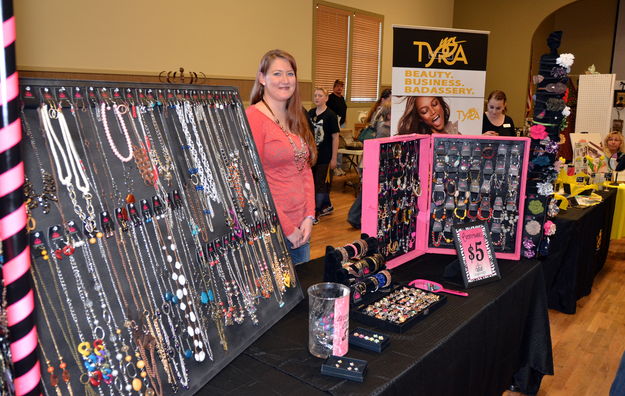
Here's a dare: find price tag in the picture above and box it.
[452,221,500,288]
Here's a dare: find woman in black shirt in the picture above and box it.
[482,90,515,136]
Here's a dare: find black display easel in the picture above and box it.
[21,78,303,395]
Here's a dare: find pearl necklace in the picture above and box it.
[100,102,133,162]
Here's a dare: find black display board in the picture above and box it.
[20,78,302,395]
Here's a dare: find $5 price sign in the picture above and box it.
[454,223,499,286]
[467,241,484,262]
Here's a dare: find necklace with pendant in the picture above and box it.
[261,99,308,171]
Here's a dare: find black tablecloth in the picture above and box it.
[541,189,616,314]
[199,254,553,396]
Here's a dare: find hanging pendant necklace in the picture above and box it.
[261,99,308,172]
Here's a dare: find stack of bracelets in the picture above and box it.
[350,269,392,302]
[429,138,525,252]
[332,240,391,303]
[333,238,372,265]
[377,140,421,259]
[342,253,385,279]
[360,286,441,324]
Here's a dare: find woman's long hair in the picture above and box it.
[397,96,450,135]
[250,49,317,165]
[365,88,392,124]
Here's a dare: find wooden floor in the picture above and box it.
[535,239,625,396]
[309,172,362,259]
[311,172,625,395]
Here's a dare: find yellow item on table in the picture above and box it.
[552,193,569,210]
[602,182,625,240]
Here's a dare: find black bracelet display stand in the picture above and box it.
[322,234,378,284]
[21,78,302,395]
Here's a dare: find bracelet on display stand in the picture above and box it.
[351,270,393,302]
[323,235,378,283]
[482,145,495,159]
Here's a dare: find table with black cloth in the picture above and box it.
[542,189,616,314]
[199,254,553,396]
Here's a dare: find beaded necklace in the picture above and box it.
[99,102,133,163]
[260,99,309,172]
[31,266,79,396]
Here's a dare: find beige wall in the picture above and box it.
[15,0,454,128]
[14,1,452,83]
[530,14,557,83]
[544,0,617,76]
[15,1,313,79]
[453,0,578,125]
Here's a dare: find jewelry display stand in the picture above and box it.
[322,235,378,284]
[521,31,573,258]
[362,134,531,268]
[20,78,302,395]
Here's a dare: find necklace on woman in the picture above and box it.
[261,99,308,171]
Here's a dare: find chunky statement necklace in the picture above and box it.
[260,99,308,171]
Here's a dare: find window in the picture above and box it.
[313,2,383,103]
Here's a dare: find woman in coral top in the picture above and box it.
[247,49,317,264]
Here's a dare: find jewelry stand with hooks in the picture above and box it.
[20,77,303,395]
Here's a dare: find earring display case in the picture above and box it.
[362,134,530,268]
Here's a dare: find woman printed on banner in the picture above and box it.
[397,95,459,135]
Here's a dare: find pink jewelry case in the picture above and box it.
[361,133,531,269]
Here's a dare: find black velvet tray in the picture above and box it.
[321,356,368,382]
[350,284,447,333]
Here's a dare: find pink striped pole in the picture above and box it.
[0,1,41,395]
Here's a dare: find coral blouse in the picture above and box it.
[246,105,315,236]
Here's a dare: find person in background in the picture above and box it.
[374,101,392,138]
[327,79,347,176]
[365,88,392,125]
[603,131,625,173]
[482,90,516,136]
[309,87,339,222]
[247,49,317,264]
[397,96,459,135]
[365,89,392,139]
[327,79,347,127]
